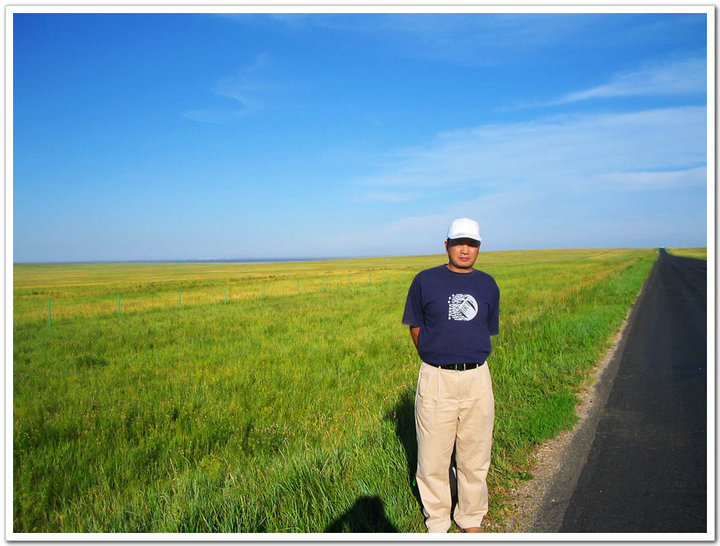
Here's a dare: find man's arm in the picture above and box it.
[409,326,420,348]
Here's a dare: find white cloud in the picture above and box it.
[334,176,706,255]
[553,58,706,104]
[339,106,707,252]
[244,13,604,67]
[183,53,274,123]
[362,191,419,203]
[590,167,706,191]
[355,106,706,193]
[212,53,274,102]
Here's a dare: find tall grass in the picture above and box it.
[13,249,656,533]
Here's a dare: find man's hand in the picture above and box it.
[409,326,420,348]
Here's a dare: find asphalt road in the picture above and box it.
[556,249,708,533]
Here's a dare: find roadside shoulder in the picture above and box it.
[501,276,651,533]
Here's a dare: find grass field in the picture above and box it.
[12,248,663,533]
[668,247,707,260]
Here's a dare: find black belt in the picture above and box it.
[425,362,484,371]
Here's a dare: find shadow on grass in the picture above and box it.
[325,496,398,532]
[385,387,423,510]
[386,387,458,517]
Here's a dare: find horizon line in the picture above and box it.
[11,246,693,266]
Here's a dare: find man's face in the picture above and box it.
[445,238,480,272]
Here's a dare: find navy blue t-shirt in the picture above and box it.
[402,265,500,365]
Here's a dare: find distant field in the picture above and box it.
[668,247,707,260]
[13,248,656,533]
[14,256,445,325]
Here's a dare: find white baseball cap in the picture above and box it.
[447,217,482,242]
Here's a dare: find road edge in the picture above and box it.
[501,255,659,533]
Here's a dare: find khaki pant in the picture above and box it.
[414,361,495,532]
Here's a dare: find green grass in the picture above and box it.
[13,248,656,533]
[668,247,707,260]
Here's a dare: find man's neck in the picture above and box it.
[446,263,474,274]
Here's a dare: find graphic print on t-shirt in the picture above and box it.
[448,293,478,321]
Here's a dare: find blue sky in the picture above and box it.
[12,10,709,262]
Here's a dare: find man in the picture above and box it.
[402,217,500,533]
